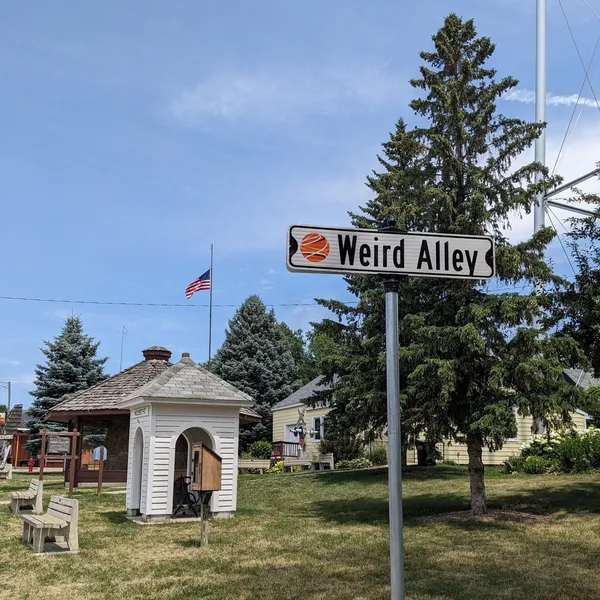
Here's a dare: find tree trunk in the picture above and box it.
[466,437,486,516]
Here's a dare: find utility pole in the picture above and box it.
[119,325,128,371]
[534,0,546,234]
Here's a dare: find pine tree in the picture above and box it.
[316,14,586,514]
[211,295,297,446]
[26,315,108,453]
[551,196,600,377]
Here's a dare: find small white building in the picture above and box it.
[118,352,254,522]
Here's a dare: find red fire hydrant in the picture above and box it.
[28,457,34,473]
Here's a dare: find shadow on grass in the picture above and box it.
[311,480,600,526]
[314,465,473,485]
[103,511,133,525]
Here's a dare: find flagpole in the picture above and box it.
[208,243,214,370]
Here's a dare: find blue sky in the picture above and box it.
[1,1,600,408]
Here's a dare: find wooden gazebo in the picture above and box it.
[47,346,261,488]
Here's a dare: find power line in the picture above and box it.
[0,286,534,310]
[552,30,600,174]
[558,0,600,116]
[581,0,600,21]
[546,208,577,275]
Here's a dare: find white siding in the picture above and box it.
[125,405,151,512]
[147,403,240,516]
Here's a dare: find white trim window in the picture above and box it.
[505,407,519,442]
[312,416,325,442]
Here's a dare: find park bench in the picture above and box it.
[10,479,43,514]
[238,459,271,474]
[316,453,335,470]
[0,462,12,480]
[283,454,335,472]
[21,495,79,554]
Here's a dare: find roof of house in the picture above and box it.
[3,404,28,434]
[271,376,334,411]
[564,369,600,389]
[123,355,254,406]
[47,347,261,422]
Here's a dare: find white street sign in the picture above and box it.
[287,225,495,279]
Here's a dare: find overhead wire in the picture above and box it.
[558,0,600,115]
[581,0,600,21]
[546,208,577,275]
[551,30,600,175]
[0,286,530,309]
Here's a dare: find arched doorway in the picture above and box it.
[131,428,144,515]
[172,427,215,515]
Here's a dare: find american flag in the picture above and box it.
[185,269,211,299]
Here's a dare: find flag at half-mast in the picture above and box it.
[185,269,211,299]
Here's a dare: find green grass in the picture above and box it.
[1,467,600,599]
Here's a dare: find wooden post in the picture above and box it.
[39,429,46,481]
[68,429,78,498]
[97,445,105,495]
[199,493,209,547]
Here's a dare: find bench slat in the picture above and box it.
[21,514,67,529]
[48,506,74,519]
[10,491,35,499]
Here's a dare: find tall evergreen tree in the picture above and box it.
[211,295,297,447]
[551,196,600,377]
[26,315,108,453]
[316,14,586,514]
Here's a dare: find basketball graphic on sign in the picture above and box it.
[300,233,330,263]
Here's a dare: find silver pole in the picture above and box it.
[384,278,404,600]
[208,243,214,369]
[534,0,547,233]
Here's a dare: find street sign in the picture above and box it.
[287,225,495,280]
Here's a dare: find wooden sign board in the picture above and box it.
[191,443,222,492]
[47,437,71,454]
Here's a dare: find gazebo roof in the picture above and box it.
[47,347,260,423]
[121,354,254,407]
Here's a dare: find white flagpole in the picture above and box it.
[208,243,214,369]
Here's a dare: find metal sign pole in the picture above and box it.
[384,277,404,600]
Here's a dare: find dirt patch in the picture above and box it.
[420,509,549,524]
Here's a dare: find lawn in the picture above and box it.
[1,467,600,600]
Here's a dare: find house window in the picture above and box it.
[584,417,596,430]
[505,407,519,442]
[313,417,324,441]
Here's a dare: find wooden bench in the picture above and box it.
[0,462,12,480]
[10,479,43,514]
[283,457,313,472]
[317,453,335,470]
[238,459,271,474]
[21,496,79,554]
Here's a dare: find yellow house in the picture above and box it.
[272,376,332,459]
[272,369,596,466]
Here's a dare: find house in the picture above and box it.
[271,376,331,459]
[46,346,261,488]
[272,369,598,466]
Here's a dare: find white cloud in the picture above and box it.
[503,88,600,110]
[0,359,22,367]
[169,65,406,123]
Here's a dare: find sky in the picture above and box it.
[1,0,600,409]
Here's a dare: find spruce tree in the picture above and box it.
[211,295,297,446]
[551,198,600,377]
[26,315,108,453]
[316,14,586,514]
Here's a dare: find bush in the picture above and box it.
[369,445,388,466]
[504,456,525,474]
[336,457,373,470]
[319,436,364,462]
[522,455,548,475]
[267,460,284,474]
[250,441,272,459]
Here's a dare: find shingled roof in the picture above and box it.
[49,356,173,415]
[271,376,334,411]
[122,354,254,405]
[564,369,600,389]
[48,346,261,423]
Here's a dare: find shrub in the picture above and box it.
[319,436,364,462]
[250,441,273,459]
[369,445,388,466]
[504,456,525,474]
[336,457,373,470]
[522,455,549,475]
[267,460,284,474]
